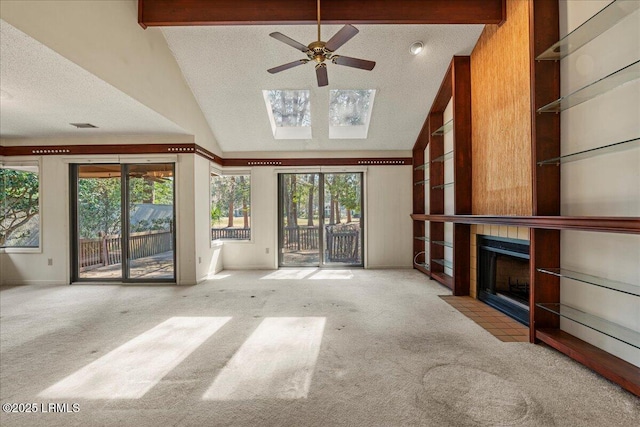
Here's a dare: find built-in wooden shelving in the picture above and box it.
[411,56,471,296]
[529,0,640,397]
[409,0,639,397]
[410,214,640,234]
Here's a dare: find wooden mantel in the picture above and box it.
[138,0,505,28]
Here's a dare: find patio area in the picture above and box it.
[79,251,174,280]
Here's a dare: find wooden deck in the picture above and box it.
[79,251,174,280]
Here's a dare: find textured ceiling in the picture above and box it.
[162,24,483,153]
[0,20,187,139]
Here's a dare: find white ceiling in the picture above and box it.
[0,17,483,153]
[0,20,187,140]
[162,24,483,153]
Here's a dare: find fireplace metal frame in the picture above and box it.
[477,235,530,326]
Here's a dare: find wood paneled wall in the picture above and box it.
[470,0,533,215]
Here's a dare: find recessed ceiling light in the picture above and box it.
[410,41,424,55]
[70,123,98,129]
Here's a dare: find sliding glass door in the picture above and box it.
[322,173,363,266]
[278,172,363,267]
[72,164,175,282]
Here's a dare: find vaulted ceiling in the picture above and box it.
[0,1,503,155]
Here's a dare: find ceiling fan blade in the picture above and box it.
[324,24,359,52]
[316,64,328,87]
[269,32,310,52]
[332,55,376,71]
[267,59,309,74]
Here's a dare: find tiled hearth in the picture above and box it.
[440,295,529,342]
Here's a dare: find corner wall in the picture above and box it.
[221,165,413,270]
[0,148,201,286]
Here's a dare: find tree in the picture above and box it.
[307,174,315,226]
[77,177,121,238]
[227,176,236,227]
[210,174,250,229]
[239,175,250,228]
[0,168,39,246]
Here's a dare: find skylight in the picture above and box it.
[263,90,311,139]
[329,89,376,139]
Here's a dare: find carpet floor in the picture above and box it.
[0,269,638,426]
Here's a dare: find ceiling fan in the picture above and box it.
[267,0,376,87]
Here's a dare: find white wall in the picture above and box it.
[365,166,413,268]
[1,156,69,285]
[221,165,413,270]
[194,155,223,281]
[559,0,640,366]
[0,150,203,286]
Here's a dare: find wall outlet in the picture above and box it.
[265,248,270,254]
[47,258,53,266]
[198,257,202,264]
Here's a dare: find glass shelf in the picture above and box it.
[432,240,453,248]
[537,0,640,61]
[414,163,430,171]
[536,303,640,349]
[431,119,454,136]
[414,236,430,242]
[537,60,640,113]
[432,150,453,163]
[432,259,453,269]
[432,182,454,190]
[414,179,430,186]
[537,137,640,166]
[537,268,640,297]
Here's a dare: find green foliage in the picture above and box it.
[78,177,122,239]
[0,168,40,246]
[77,175,174,238]
[210,174,251,228]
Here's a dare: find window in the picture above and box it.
[262,90,312,139]
[210,173,251,241]
[329,89,376,139]
[1,163,40,248]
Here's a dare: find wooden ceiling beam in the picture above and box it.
[138,0,505,28]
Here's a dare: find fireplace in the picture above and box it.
[477,236,530,326]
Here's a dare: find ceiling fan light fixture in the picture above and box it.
[410,41,424,55]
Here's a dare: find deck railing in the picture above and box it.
[283,226,319,251]
[79,230,172,270]
[211,228,251,240]
[326,229,360,263]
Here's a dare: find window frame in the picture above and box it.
[210,167,253,244]
[0,159,42,253]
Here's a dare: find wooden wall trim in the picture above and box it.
[410,214,640,234]
[222,157,411,167]
[452,56,472,215]
[138,0,505,27]
[530,229,560,341]
[430,62,454,116]
[530,0,560,215]
[194,144,224,165]
[0,143,196,157]
[0,143,410,167]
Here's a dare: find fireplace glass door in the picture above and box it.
[477,236,530,325]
